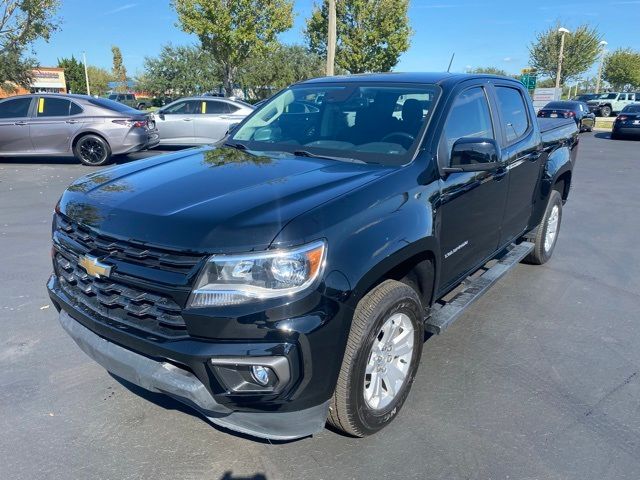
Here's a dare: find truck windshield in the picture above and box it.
[230,82,441,165]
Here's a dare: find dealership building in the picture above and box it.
[0,67,67,98]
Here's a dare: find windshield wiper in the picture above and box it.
[292,150,364,164]
[224,142,247,150]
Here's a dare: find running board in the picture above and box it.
[424,242,534,335]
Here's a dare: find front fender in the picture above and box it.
[272,165,441,310]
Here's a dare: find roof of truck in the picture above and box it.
[300,72,521,86]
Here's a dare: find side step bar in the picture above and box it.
[424,241,534,335]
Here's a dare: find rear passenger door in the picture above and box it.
[0,97,34,154]
[193,100,234,143]
[29,97,84,154]
[491,83,544,245]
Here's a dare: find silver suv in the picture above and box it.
[0,94,159,166]
[587,92,638,117]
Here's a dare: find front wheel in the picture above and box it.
[524,190,563,265]
[73,134,112,166]
[328,280,424,437]
[600,106,612,117]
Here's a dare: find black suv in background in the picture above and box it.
[48,73,578,440]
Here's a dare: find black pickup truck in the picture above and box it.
[47,73,578,440]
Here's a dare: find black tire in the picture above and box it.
[328,279,424,437]
[137,103,146,110]
[611,131,620,140]
[73,134,112,166]
[600,105,612,117]
[524,190,563,265]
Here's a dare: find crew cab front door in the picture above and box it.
[437,85,509,288]
[492,84,544,245]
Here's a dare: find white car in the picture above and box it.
[587,92,638,117]
[152,97,254,146]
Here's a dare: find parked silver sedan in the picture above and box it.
[151,97,254,146]
[0,94,158,166]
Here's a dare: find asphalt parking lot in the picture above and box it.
[1,134,640,480]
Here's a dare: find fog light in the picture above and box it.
[251,365,271,386]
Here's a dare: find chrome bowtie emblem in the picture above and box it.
[78,255,112,279]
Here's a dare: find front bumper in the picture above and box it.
[57,310,329,440]
[47,273,350,440]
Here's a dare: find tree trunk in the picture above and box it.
[223,64,236,97]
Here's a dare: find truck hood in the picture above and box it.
[58,146,393,252]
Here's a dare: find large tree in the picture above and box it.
[603,48,640,90]
[305,0,412,74]
[86,65,113,96]
[0,0,60,92]
[529,23,602,85]
[57,55,85,93]
[111,45,127,92]
[239,44,324,99]
[172,0,294,97]
[137,44,221,97]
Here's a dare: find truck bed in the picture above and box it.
[538,117,578,144]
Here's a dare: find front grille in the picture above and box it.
[56,253,187,337]
[53,214,206,339]
[56,215,202,274]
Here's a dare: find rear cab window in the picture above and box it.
[495,86,530,144]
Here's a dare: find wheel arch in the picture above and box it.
[348,237,440,311]
[72,130,111,151]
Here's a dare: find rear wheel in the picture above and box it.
[73,134,112,166]
[328,280,424,437]
[524,190,562,265]
[600,105,612,117]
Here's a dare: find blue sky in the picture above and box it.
[32,0,640,80]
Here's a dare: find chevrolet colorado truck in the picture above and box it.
[47,73,578,440]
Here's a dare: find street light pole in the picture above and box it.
[326,0,336,76]
[595,40,608,94]
[82,51,91,96]
[555,27,570,90]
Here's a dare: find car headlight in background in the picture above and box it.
[188,240,326,307]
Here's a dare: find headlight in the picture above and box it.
[188,240,326,307]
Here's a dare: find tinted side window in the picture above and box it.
[495,86,530,143]
[37,97,72,117]
[165,101,201,114]
[227,103,240,113]
[203,100,227,114]
[0,98,32,118]
[442,87,494,156]
[70,102,83,115]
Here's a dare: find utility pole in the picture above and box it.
[326,0,336,76]
[555,27,570,90]
[82,51,91,96]
[595,40,607,94]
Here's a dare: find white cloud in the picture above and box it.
[104,3,138,15]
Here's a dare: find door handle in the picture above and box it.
[183,118,192,121]
[66,120,79,124]
[14,121,28,126]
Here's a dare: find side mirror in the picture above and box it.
[157,110,165,120]
[443,137,500,173]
